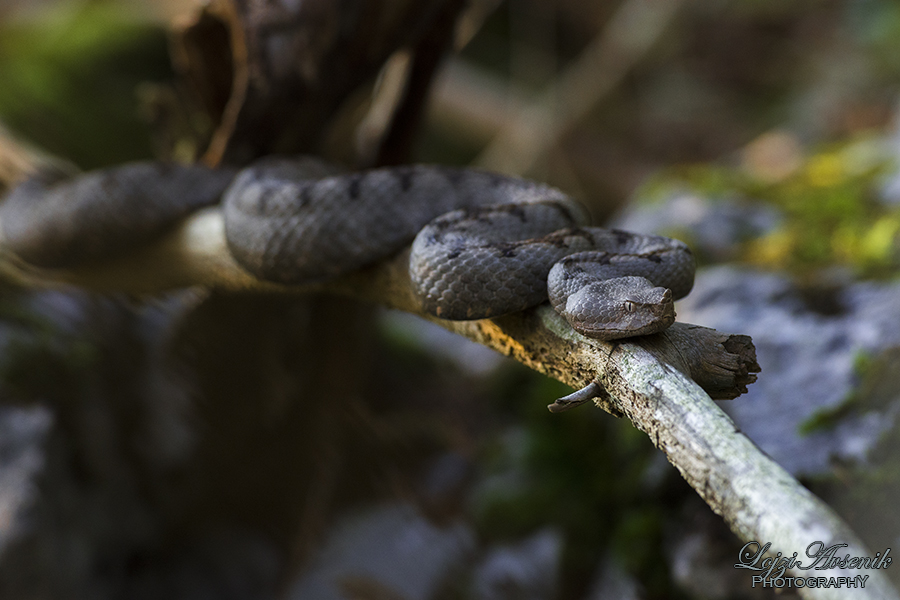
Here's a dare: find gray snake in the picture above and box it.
[0,158,695,340]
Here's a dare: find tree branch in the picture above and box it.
[0,178,896,598]
[0,204,757,402]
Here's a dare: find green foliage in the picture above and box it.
[847,0,900,74]
[0,2,172,168]
[648,136,900,277]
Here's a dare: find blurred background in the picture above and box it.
[0,0,900,599]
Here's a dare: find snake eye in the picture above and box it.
[624,301,636,313]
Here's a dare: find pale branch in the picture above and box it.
[0,201,895,598]
[0,205,757,402]
[474,0,685,177]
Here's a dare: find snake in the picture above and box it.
[0,158,695,340]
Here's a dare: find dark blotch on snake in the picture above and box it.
[445,169,465,187]
[398,169,414,192]
[348,175,362,200]
[551,202,578,225]
[506,205,527,222]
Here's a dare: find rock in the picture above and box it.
[677,265,900,475]
[470,528,563,600]
[667,519,748,600]
[582,558,643,600]
[286,502,476,600]
[0,405,52,557]
[614,192,782,262]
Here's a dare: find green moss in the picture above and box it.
[648,136,900,277]
[798,396,860,436]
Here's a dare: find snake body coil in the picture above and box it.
[0,158,695,340]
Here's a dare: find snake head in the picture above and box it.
[561,276,676,341]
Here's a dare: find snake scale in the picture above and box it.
[0,158,695,340]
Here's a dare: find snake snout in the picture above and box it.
[651,286,676,326]
[644,286,672,307]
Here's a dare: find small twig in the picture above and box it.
[474,0,684,176]
[547,381,605,413]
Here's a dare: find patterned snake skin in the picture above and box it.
[0,158,695,340]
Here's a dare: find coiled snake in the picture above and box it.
[0,158,695,340]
